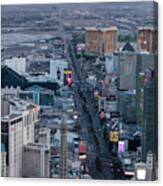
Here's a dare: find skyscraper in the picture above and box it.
[138,27,158,54]
[85,27,118,55]
[118,52,137,91]
[141,69,158,163]
[1,97,39,177]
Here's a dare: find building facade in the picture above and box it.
[1,97,39,177]
[22,143,50,178]
[138,27,158,54]
[50,59,68,84]
[1,144,7,177]
[141,70,158,163]
[19,85,55,108]
[85,27,118,55]
[38,127,51,147]
[3,57,26,75]
[118,52,137,91]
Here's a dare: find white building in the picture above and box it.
[38,127,51,147]
[22,143,50,178]
[50,59,68,84]
[105,54,114,74]
[3,57,26,75]
[1,96,39,177]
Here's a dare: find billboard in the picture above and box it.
[109,131,119,142]
[118,141,125,153]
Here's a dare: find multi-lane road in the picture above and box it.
[67,40,124,180]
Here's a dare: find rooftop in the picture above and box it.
[24,143,50,150]
[85,26,118,32]
[138,26,157,31]
[2,112,22,121]
[122,42,135,52]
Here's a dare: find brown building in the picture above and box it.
[138,27,158,54]
[85,27,118,55]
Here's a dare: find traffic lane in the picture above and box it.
[68,41,118,179]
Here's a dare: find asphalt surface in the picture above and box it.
[67,40,124,180]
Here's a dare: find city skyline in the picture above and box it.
[1,1,158,180]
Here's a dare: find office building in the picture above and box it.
[22,143,50,178]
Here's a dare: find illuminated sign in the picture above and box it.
[109,131,119,142]
[79,154,87,160]
[118,141,125,153]
[124,171,135,176]
[64,70,72,75]
[135,162,147,180]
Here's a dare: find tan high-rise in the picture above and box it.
[85,27,118,55]
[138,27,158,54]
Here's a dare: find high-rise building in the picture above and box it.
[138,27,158,54]
[1,114,24,177]
[22,143,50,178]
[118,90,137,123]
[141,69,158,163]
[85,27,118,55]
[118,52,156,91]
[136,53,156,126]
[1,97,39,177]
[3,57,26,75]
[118,52,137,91]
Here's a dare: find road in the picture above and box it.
[67,40,124,180]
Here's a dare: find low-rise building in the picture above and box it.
[3,57,26,75]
